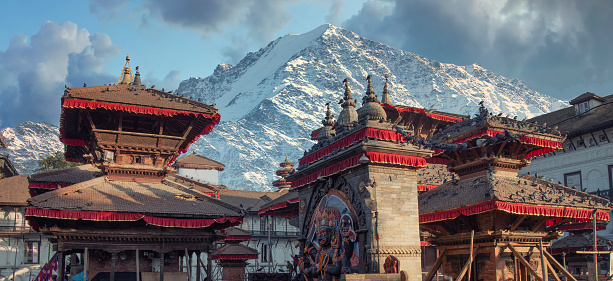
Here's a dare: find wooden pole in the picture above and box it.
[159,252,165,281]
[593,210,599,281]
[468,230,474,281]
[111,252,117,281]
[136,249,140,281]
[456,246,480,281]
[196,251,201,281]
[540,240,547,281]
[508,244,542,281]
[57,251,65,281]
[185,249,191,281]
[84,248,89,281]
[542,249,577,281]
[563,252,567,281]
[424,249,448,281]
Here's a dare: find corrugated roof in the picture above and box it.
[28,177,241,218]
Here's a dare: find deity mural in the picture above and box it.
[300,189,360,281]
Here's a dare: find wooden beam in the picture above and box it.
[420,225,443,236]
[455,245,480,281]
[531,217,549,232]
[545,218,573,232]
[423,249,448,281]
[547,260,562,281]
[436,221,457,235]
[542,249,578,281]
[508,244,542,281]
[509,215,527,231]
[458,215,478,231]
[468,230,474,281]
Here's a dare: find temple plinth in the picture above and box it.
[289,76,463,281]
[420,104,611,281]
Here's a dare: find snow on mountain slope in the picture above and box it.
[0,121,63,174]
[177,24,567,190]
[1,24,567,188]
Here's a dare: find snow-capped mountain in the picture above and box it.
[0,121,63,174]
[177,24,566,190]
[1,24,567,189]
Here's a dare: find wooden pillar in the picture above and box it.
[196,251,201,281]
[159,252,165,281]
[491,246,499,281]
[207,253,213,281]
[185,249,191,281]
[136,249,140,281]
[111,252,118,281]
[57,251,65,281]
[84,248,89,281]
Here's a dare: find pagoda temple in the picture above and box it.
[25,57,242,281]
[288,75,463,281]
[419,104,611,281]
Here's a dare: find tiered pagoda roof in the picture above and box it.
[419,104,610,243]
[26,57,241,239]
[173,153,225,171]
[211,227,258,261]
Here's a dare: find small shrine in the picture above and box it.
[211,227,259,281]
[25,56,242,281]
[549,222,612,279]
[419,104,611,281]
[288,75,463,281]
[260,157,298,217]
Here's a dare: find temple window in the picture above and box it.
[24,241,40,264]
[564,171,582,189]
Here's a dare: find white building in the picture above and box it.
[0,174,54,281]
[520,92,613,239]
[172,152,225,185]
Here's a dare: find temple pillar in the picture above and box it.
[110,251,117,281]
[57,251,65,281]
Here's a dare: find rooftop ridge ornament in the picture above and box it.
[118,55,134,85]
[358,74,386,122]
[381,74,392,105]
[335,78,358,131]
[318,102,336,141]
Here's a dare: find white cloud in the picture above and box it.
[0,21,120,127]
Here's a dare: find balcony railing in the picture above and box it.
[249,230,300,238]
[590,189,612,200]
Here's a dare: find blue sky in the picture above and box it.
[0,0,611,127]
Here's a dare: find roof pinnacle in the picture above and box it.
[381,74,392,105]
[118,55,134,85]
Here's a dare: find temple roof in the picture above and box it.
[172,154,225,171]
[28,176,241,218]
[218,189,288,213]
[529,94,613,137]
[0,154,18,179]
[549,232,613,253]
[211,244,259,260]
[417,164,455,187]
[419,173,610,223]
[29,164,100,185]
[258,190,299,216]
[0,175,30,206]
[63,84,216,115]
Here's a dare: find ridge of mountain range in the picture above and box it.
[0,24,567,190]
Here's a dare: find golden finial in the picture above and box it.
[117,55,134,85]
[381,74,392,104]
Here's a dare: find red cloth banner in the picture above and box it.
[211,255,259,261]
[62,138,87,146]
[258,198,299,215]
[420,200,610,224]
[28,182,70,189]
[26,208,144,221]
[300,128,407,166]
[143,216,242,228]
[417,185,437,192]
[292,152,426,188]
[25,208,242,229]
